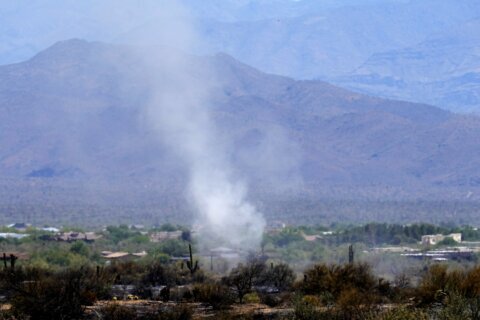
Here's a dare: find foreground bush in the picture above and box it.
[192,283,235,310]
[222,258,266,303]
[301,263,377,300]
[8,267,109,320]
[99,303,137,320]
[416,265,480,304]
[98,303,193,320]
[149,305,193,320]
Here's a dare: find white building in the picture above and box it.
[421,233,462,246]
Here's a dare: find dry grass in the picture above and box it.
[86,300,293,319]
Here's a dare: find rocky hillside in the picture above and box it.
[334,18,480,113]
[0,39,479,224]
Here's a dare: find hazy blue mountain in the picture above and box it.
[197,0,480,77]
[183,0,404,21]
[1,0,479,113]
[333,18,480,113]
[1,39,480,223]
[192,0,480,112]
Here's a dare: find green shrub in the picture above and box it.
[336,287,378,319]
[10,267,103,320]
[437,237,457,246]
[259,293,283,307]
[262,263,295,291]
[150,305,193,320]
[367,307,429,320]
[192,283,234,310]
[243,292,261,304]
[223,259,266,303]
[301,263,376,300]
[292,295,322,320]
[416,264,450,305]
[99,303,137,320]
[70,241,90,256]
[157,240,189,257]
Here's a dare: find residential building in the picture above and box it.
[421,233,462,246]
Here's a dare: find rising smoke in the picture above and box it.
[134,1,266,250]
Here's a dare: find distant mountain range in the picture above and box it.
[1,0,479,113]
[194,0,480,113]
[0,39,479,225]
[334,18,480,113]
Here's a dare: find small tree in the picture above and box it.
[141,262,175,287]
[301,263,376,302]
[416,264,449,306]
[263,262,295,291]
[223,258,266,303]
[10,267,105,320]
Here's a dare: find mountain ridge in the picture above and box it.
[0,39,479,225]
[1,1,479,112]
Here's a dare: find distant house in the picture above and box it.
[41,227,60,233]
[421,233,462,246]
[320,231,334,236]
[7,223,31,231]
[209,247,242,260]
[101,251,130,260]
[450,233,462,242]
[402,248,474,261]
[0,233,29,240]
[301,233,322,242]
[101,251,147,261]
[132,251,147,258]
[149,231,183,242]
[54,231,102,242]
[169,256,190,263]
[421,235,443,245]
[265,221,287,233]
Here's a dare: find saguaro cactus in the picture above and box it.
[1,253,18,271]
[9,254,17,270]
[348,244,354,264]
[186,243,199,274]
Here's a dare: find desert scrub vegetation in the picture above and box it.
[3,222,480,318]
[1,259,480,319]
[98,303,193,320]
[6,267,107,319]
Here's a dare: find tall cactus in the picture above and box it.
[1,253,17,271]
[348,244,354,264]
[186,243,199,274]
[9,254,17,270]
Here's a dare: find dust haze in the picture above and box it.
[95,0,272,250]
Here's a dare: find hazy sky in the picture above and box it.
[0,0,408,64]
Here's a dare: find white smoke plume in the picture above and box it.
[134,1,266,250]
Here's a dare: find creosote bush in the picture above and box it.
[100,303,137,320]
[222,258,295,304]
[9,266,108,320]
[99,303,193,320]
[143,305,193,320]
[7,251,480,319]
[222,258,266,303]
[301,263,377,300]
[413,264,480,319]
[192,283,235,310]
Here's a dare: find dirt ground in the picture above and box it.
[86,300,293,319]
